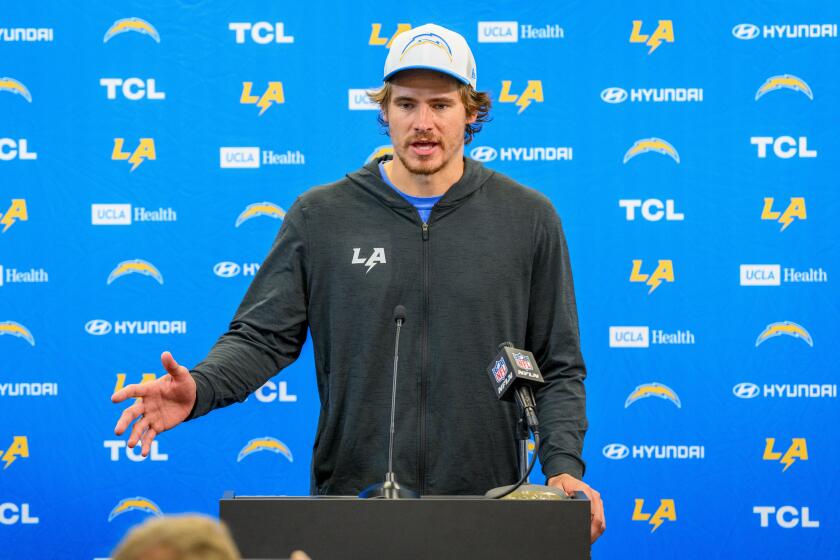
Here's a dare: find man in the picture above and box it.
[113,23,605,542]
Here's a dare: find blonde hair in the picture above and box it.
[368,81,492,144]
[112,514,241,560]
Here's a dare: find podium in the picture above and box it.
[220,491,591,560]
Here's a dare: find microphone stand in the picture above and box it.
[359,308,419,499]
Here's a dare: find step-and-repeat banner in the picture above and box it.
[2,2,838,558]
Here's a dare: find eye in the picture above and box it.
[397,102,414,110]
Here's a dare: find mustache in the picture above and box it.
[406,135,441,145]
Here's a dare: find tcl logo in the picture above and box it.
[229,22,294,44]
[751,136,817,159]
[104,440,168,461]
[753,506,820,528]
[0,503,39,525]
[619,199,684,221]
[100,78,166,100]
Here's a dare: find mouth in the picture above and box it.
[409,140,440,156]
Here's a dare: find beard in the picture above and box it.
[393,135,450,176]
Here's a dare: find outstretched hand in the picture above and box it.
[112,351,197,456]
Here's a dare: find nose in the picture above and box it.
[413,104,434,132]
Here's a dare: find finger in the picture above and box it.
[161,351,186,378]
[141,428,157,457]
[589,491,605,543]
[128,417,149,448]
[112,383,149,404]
[115,401,145,436]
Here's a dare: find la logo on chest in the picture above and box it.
[352,248,387,274]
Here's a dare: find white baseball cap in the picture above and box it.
[383,24,477,89]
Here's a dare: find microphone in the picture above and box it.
[487,342,544,430]
[358,305,418,499]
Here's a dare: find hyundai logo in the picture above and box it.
[601,87,628,104]
[732,382,760,399]
[469,146,497,162]
[602,443,630,460]
[85,319,112,336]
[732,23,760,40]
[213,261,241,278]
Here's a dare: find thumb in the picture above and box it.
[161,351,186,377]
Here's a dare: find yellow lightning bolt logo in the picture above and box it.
[0,78,33,103]
[1,436,29,469]
[755,321,813,347]
[399,33,454,62]
[623,138,680,164]
[107,259,164,285]
[625,383,681,408]
[0,321,35,346]
[237,437,294,463]
[103,18,161,43]
[366,145,393,164]
[235,202,286,228]
[108,497,163,521]
[755,74,813,101]
[0,199,28,233]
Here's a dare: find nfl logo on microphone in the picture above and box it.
[513,352,534,370]
[492,358,508,382]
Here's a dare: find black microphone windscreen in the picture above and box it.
[393,305,407,324]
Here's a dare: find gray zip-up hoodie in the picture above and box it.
[189,156,588,495]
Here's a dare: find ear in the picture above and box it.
[466,111,478,125]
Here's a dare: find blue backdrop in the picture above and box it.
[2,1,838,558]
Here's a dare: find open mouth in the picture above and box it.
[410,141,439,156]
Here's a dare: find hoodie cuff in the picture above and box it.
[185,371,212,421]
[541,453,585,481]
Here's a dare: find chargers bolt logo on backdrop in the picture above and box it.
[237,437,293,463]
[633,499,677,532]
[108,497,162,521]
[755,321,813,347]
[623,138,680,164]
[103,18,160,43]
[240,82,285,115]
[369,23,412,47]
[235,202,286,227]
[630,259,674,293]
[112,138,156,171]
[0,321,35,346]
[626,383,681,408]
[0,78,32,103]
[107,259,164,285]
[629,20,674,54]
[366,145,393,163]
[763,438,808,472]
[762,198,806,231]
[755,75,813,101]
[1,436,29,469]
[498,80,543,114]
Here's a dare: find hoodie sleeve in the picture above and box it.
[187,200,309,420]
[525,202,588,480]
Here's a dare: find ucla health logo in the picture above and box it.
[1,435,29,469]
[91,204,177,225]
[755,75,813,101]
[229,22,294,44]
[103,18,160,43]
[107,259,164,285]
[755,321,813,347]
[499,80,543,114]
[625,383,681,408]
[100,78,165,101]
[732,22,837,40]
[0,78,32,103]
[0,264,49,287]
[240,82,285,115]
[0,321,35,346]
[348,89,378,110]
[108,497,162,521]
[220,147,304,168]
[601,87,702,104]
[235,202,285,227]
[477,21,564,43]
[237,437,293,463]
[740,264,827,286]
[112,138,155,171]
[623,138,680,164]
[609,326,694,348]
[629,20,674,54]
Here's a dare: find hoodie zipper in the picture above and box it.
[419,221,430,494]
